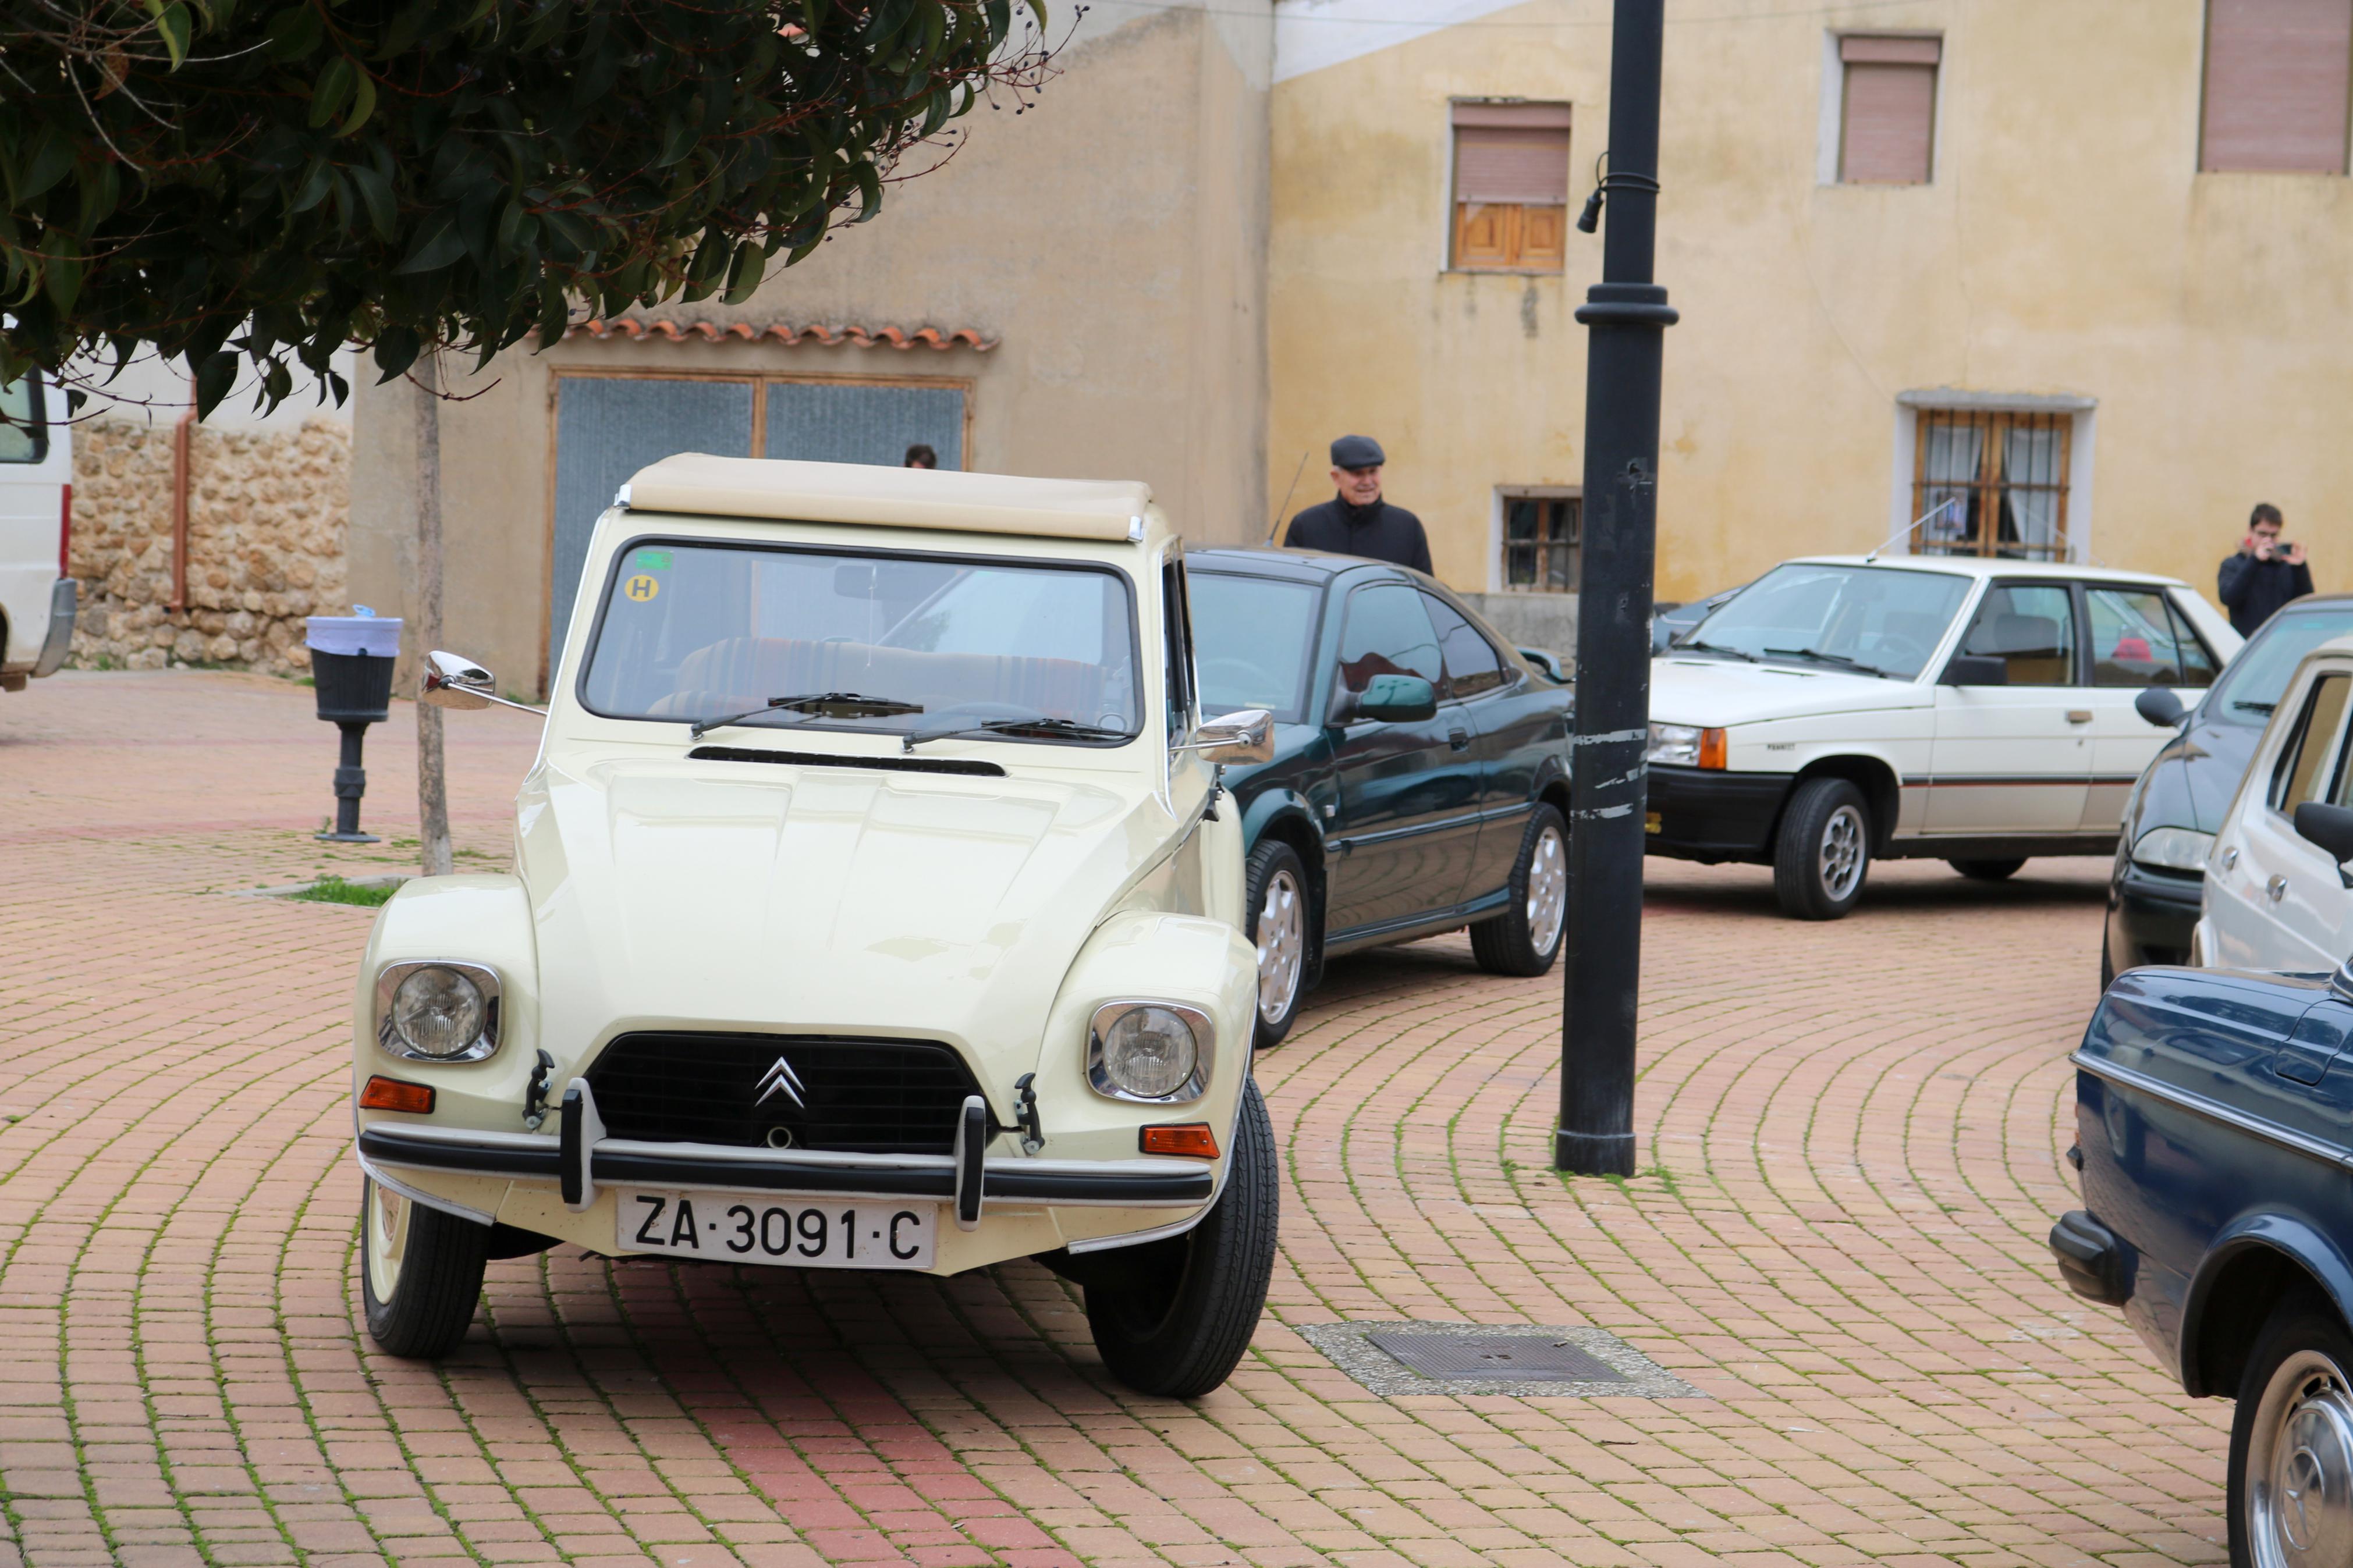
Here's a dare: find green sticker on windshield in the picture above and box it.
[633,549,672,571]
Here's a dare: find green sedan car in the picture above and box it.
[1185,546,1577,1048]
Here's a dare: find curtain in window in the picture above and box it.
[2003,425,2062,553]
[1919,421,1982,546]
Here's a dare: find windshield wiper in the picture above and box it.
[1678,639,1760,663]
[902,715,1133,752]
[688,691,922,741]
[2232,699,2276,715]
[1764,646,1893,679]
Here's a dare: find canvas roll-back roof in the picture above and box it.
[623,453,1155,543]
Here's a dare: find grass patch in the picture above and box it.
[286,874,399,908]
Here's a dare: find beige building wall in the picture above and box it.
[1270,0,2353,610]
[352,1,1273,698]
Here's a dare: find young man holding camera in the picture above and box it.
[2219,502,2313,636]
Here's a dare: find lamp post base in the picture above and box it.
[1554,1128,1635,1176]
[314,830,382,845]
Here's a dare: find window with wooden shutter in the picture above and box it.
[2201,0,2353,173]
[1838,36,1939,184]
[1451,102,1571,272]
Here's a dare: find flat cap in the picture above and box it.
[1330,434,1386,470]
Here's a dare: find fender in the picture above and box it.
[2178,1211,2353,1395]
[1240,785,1326,861]
[354,874,544,1127]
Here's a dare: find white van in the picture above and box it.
[0,371,72,692]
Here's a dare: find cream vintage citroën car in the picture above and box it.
[352,454,1277,1398]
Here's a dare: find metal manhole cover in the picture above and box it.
[1296,1321,1704,1399]
[1367,1331,1628,1383]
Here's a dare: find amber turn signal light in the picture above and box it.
[360,1075,435,1115]
[1140,1123,1219,1158]
[1698,728,1728,770]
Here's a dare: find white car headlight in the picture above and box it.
[2131,827,2215,874]
[1087,1001,1213,1102]
[374,961,502,1062]
[1646,723,1700,766]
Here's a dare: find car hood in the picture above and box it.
[514,754,1179,1078]
[2125,714,2262,840]
[1649,655,1928,726]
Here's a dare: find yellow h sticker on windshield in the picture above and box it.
[624,574,661,602]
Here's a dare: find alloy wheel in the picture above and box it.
[1526,823,1567,952]
[2248,1349,2353,1568]
[1256,868,1305,1026]
[1819,803,1865,901]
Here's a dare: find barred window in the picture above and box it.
[1502,492,1580,592]
[1910,409,2072,561]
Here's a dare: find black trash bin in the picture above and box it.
[306,615,403,843]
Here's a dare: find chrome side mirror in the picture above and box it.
[1179,707,1274,765]
[420,650,546,716]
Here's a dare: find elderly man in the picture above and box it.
[2219,502,2313,637]
[1282,435,1432,573]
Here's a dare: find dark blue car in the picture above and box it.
[1184,547,1575,1048]
[2054,962,2353,1568]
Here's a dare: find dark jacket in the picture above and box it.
[2218,552,2315,636]
[1283,496,1433,574]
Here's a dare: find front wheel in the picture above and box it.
[361,1177,490,1359]
[1084,1079,1278,1399]
[1951,857,2027,881]
[1245,840,1310,1050]
[1773,777,1871,920]
[1471,803,1569,976]
[2230,1292,2353,1568]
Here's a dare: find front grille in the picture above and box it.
[584,1032,985,1155]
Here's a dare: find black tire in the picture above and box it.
[2099,938,2116,992]
[2228,1290,2353,1568]
[1950,857,2027,881]
[1471,803,1569,977]
[360,1176,490,1359]
[1772,778,1871,920]
[1085,1079,1278,1399]
[1245,840,1311,1051]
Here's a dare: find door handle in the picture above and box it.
[2065,710,2093,724]
[2221,845,2240,872]
[1448,728,1470,751]
[2267,874,2289,903]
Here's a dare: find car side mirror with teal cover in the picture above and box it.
[1357,674,1438,723]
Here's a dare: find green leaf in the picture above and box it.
[347,163,397,240]
[153,2,193,68]
[372,326,421,379]
[338,70,377,137]
[310,58,356,129]
[193,351,239,417]
[395,213,466,273]
[721,239,765,305]
[38,233,81,314]
[849,159,882,222]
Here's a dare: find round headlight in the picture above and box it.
[1098,1005,1200,1098]
[391,966,486,1058]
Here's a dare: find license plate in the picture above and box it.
[619,1190,935,1269]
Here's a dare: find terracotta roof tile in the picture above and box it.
[570,318,996,351]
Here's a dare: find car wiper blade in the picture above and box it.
[902,715,1133,752]
[2232,699,2276,714]
[688,691,922,741]
[1678,639,1760,663]
[1764,646,1893,679]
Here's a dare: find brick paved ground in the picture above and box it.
[0,671,2228,1568]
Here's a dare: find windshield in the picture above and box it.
[2204,605,2353,726]
[580,540,1141,742]
[1188,570,1321,723]
[1680,564,1971,680]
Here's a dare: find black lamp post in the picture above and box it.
[1557,0,1676,1175]
[307,615,402,844]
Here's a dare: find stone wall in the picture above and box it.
[68,416,350,675]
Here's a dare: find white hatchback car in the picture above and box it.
[354,455,1277,1399]
[1646,556,2241,918]
[2199,635,2353,972]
